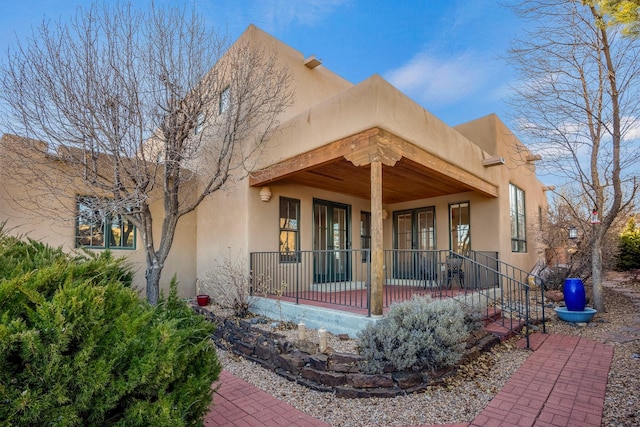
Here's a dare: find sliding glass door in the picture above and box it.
[313,199,351,283]
[393,207,435,279]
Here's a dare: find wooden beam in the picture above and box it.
[381,130,498,198]
[370,160,384,316]
[249,128,380,187]
[249,126,498,199]
[344,134,402,167]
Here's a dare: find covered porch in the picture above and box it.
[250,248,500,316]
[249,127,499,316]
[248,247,545,342]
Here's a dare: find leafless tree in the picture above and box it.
[0,3,293,304]
[507,0,639,311]
[539,189,624,290]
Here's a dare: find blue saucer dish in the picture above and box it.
[554,307,597,323]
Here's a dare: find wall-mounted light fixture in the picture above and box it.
[259,187,272,202]
[482,156,505,167]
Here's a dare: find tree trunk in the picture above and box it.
[146,259,163,306]
[591,234,605,312]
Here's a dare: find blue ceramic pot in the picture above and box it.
[563,278,586,311]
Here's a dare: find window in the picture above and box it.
[360,211,371,262]
[279,197,300,263]
[194,112,204,135]
[510,184,527,252]
[538,206,543,231]
[76,197,136,249]
[219,86,230,114]
[449,202,470,255]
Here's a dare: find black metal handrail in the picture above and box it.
[249,249,546,347]
[442,250,547,348]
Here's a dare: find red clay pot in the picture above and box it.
[196,294,210,306]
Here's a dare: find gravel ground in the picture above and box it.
[215,271,640,427]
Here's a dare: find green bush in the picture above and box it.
[0,233,221,426]
[357,296,476,374]
[617,218,640,270]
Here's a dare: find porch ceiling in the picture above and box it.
[250,127,498,204]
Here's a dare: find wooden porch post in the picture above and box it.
[370,160,384,316]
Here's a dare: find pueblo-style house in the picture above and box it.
[0,25,549,333]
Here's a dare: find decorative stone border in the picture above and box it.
[193,305,501,398]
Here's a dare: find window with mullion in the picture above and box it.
[219,86,230,114]
[509,183,527,252]
[360,211,371,262]
[279,197,300,263]
[76,196,136,249]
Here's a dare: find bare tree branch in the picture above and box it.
[507,0,640,311]
[0,2,293,304]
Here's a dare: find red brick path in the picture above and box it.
[203,370,329,426]
[204,333,614,427]
[471,334,613,427]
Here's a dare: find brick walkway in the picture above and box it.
[203,370,329,426]
[204,333,614,427]
[472,333,613,427]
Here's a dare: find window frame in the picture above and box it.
[76,196,136,250]
[509,183,527,253]
[194,112,205,135]
[279,197,300,263]
[360,211,371,262]
[449,202,470,255]
[219,86,230,114]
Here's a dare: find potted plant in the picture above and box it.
[196,294,210,306]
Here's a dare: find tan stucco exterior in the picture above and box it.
[0,25,548,301]
[0,134,197,298]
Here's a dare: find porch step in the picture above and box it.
[483,307,503,323]
[484,317,526,341]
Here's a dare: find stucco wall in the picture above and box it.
[455,114,549,271]
[254,75,502,191]
[241,25,353,124]
[194,179,250,285]
[0,135,197,298]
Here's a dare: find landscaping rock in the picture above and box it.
[308,354,328,370]
[301,367,347,387]
[392,371,424,388]
[277,352,306,374]
[347,373,394,388]
[546,290,564,302]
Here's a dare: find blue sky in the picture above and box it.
[0,0,523,127]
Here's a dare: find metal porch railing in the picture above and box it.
[249,249,546,347]
[446,251,547,348]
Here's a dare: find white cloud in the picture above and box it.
[384,51,490,107]
[253,0,349,32]
[621,115,640,141]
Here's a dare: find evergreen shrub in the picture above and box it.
[617,218,640,270]
[0,232,221,426]
[357,295,478,374]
